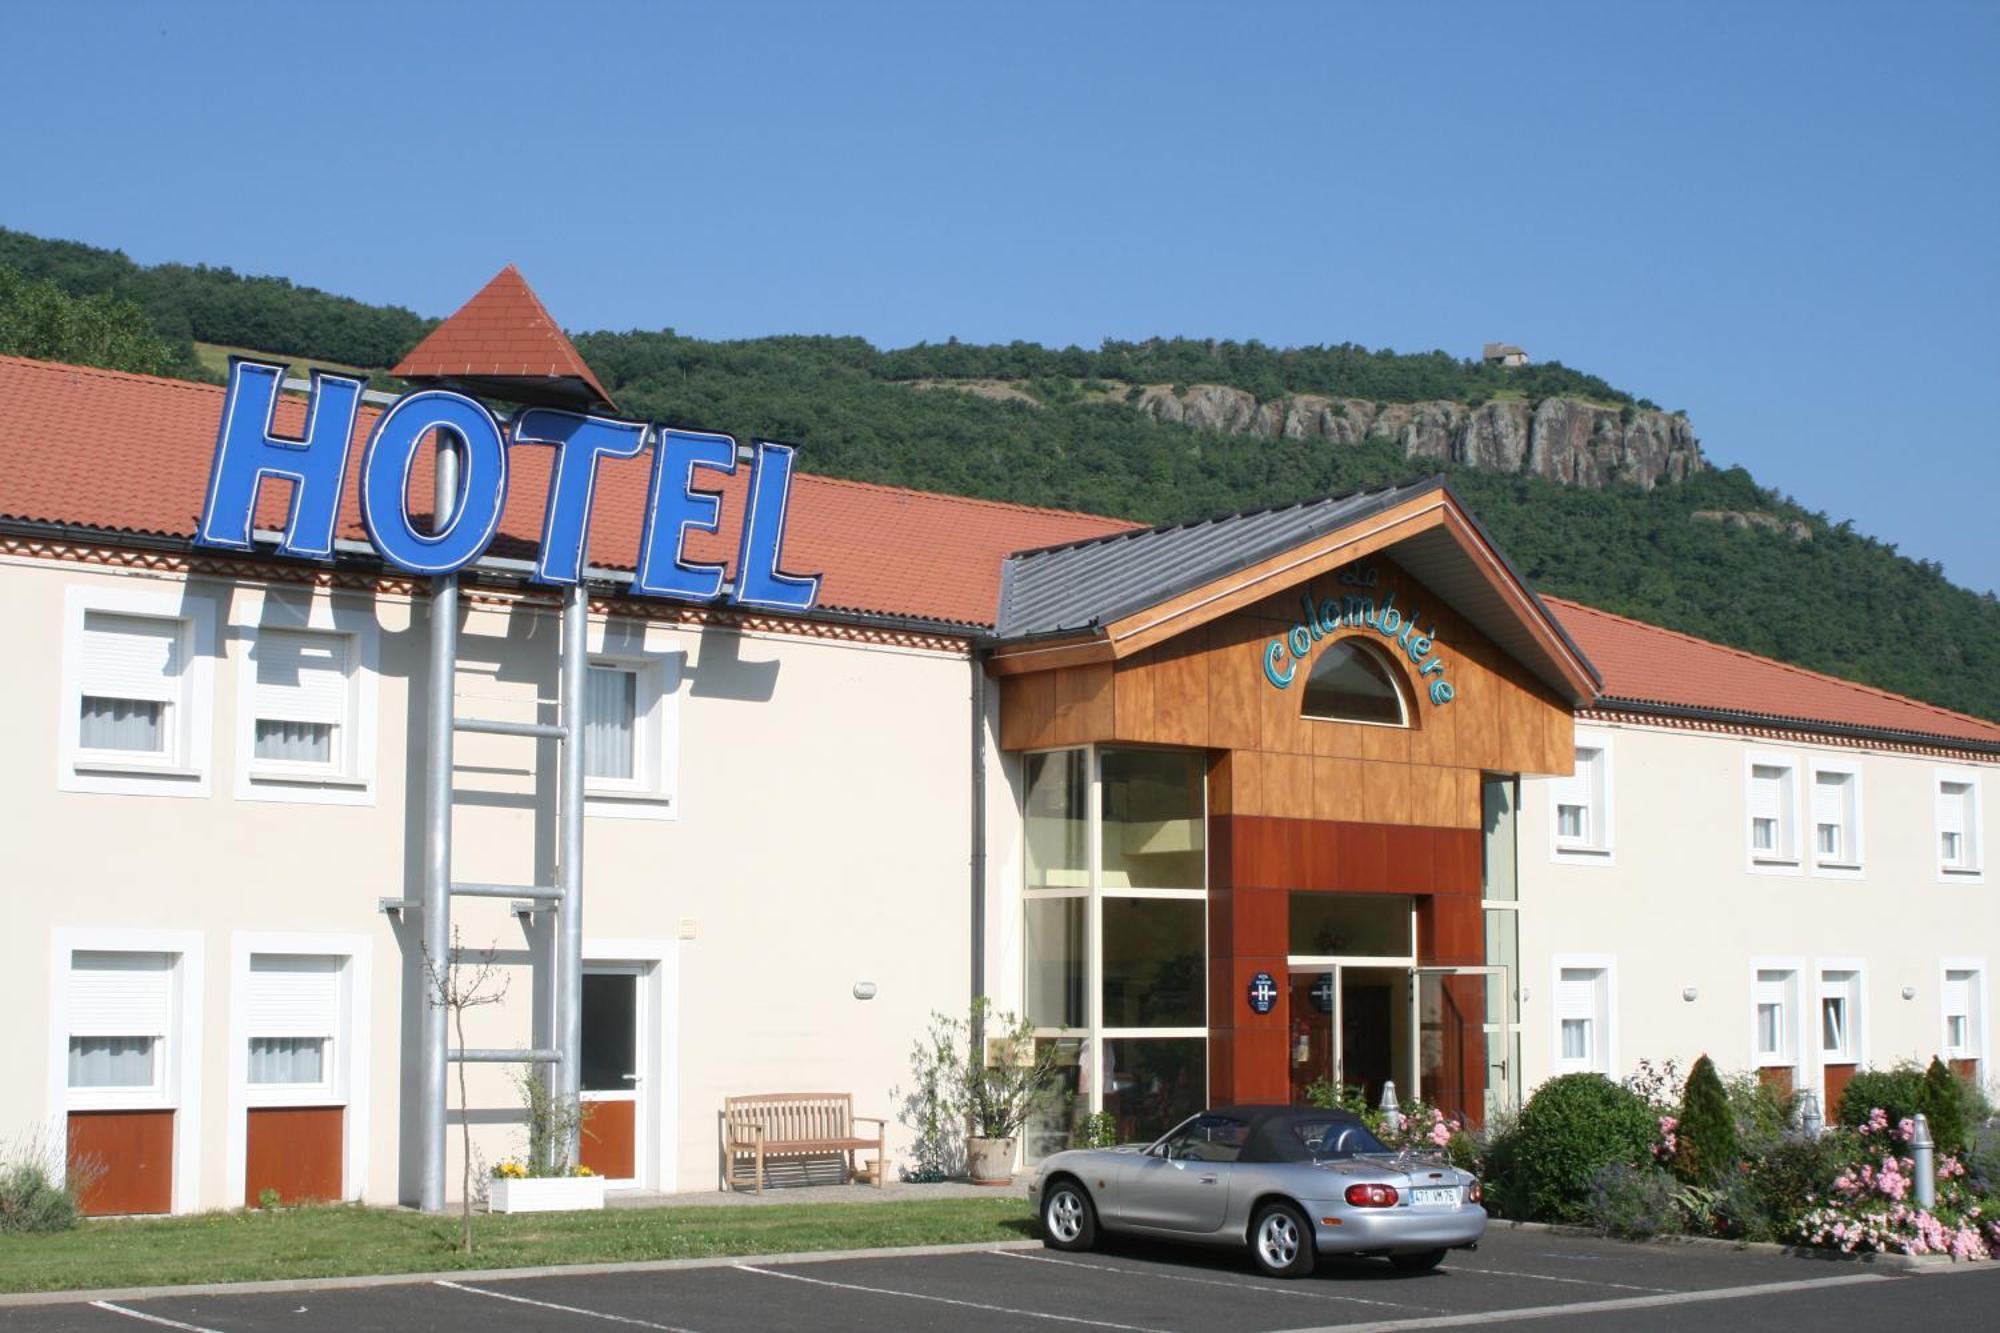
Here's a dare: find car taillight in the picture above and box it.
[1344,1182,1400,1207]
[1467,1180,1483,1204]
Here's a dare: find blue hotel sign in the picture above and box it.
[193,361,821,613]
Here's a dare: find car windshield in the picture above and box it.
[1291,1118,1390,1158]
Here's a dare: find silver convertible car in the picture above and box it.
[1029,1105,1485,1278]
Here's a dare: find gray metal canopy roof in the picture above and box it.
[994,475,1600,703]
[997,477,1442,639]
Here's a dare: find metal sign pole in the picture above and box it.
[419,439,461,1213]
[556,580,587,1159]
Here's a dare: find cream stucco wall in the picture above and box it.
[1,552,981,1207]
[1517,719,1999,1111]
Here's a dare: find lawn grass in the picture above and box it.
[0,1196,1036,1294]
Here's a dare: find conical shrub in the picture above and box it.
[1675,1055,1738,1183]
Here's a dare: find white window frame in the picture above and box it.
[1807,760,1863,878]
[223,932,371,1208]
[1814,959,1867,1074]
[1935,769,1984,883]
[585,937,681,1192]
[1550,954,1616,1076]
[59,584,217,797]
[47,928,205,1214]
[1939,958,1986,1080]
[1549,731,1614,865]
[583,619,682,821]
[233,590,378,805]
[1748,958,1803,1074]
[1745,751,1803,874]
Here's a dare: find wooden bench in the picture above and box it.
[722,1093,886,1193]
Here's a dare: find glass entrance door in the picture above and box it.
[1412,966,1508,1129]
[1287,972,1336,1104]
[1287,965,1409,1108]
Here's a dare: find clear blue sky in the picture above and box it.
[6,1,1996,591]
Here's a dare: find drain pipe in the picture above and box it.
[970,648,989,1015]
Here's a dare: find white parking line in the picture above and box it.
[436,1279,703,1331]
[992,1249,1447,1312]
[86,1304,223,1333]
[1443,1264,1674,1294]
[1269,1271,1895,1332]
[733,1262,1175,1331]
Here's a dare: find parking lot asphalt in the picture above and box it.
[4,1227,1995,1333]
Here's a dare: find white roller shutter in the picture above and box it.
[253,630,349,726]
[1557,968,1600,1020]
[247,954,340,1038]
[80,613,181,703]
[69,951,172,1036]
[1812,773,1844,827]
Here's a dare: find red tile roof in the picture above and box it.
[1545,595,2000,746]
[0,355,1134,628]
[391,266,616,410]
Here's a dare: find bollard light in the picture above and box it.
[1798,1090,1824,1137]
[1911,1113,1937,1210]
[1379,1080,1401,1116]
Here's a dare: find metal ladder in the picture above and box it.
[378,438,588,1212]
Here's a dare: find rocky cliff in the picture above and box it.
[1131,384,1704,490]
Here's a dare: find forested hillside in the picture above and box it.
[2,226,1994,720]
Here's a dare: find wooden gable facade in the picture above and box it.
[996,551,1579,1109]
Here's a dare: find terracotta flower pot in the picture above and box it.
[966,1135,1018,1185]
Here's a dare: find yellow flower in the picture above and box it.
[573,1165,595,1177]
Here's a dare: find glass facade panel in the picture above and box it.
[1025,1037,1086,1162]
[1026,750,1089,889]
[1100,748,1204,890]
[1483,909,1519,1025]
[1025,897,1087,1030]
[1482,777,1518,900]
[1289,892,1411,957]
[1101,898,1204,1027]
[1102,1037,1205,1145]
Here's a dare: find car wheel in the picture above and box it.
[1249,1201,1316,1279]
[1041,1179,1098,1252]
[1390,1248,1447,1273]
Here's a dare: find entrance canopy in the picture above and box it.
[991,476,1599,707]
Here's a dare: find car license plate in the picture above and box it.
[1411,1187,1458,1207]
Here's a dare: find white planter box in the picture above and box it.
[487,1175,607,1214]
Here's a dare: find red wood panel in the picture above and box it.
[245,1106,344,1205]
[68,1110,173,1216]
[1823,1063,1859,1119]
[1952,1058,1978,1083]
[1757,1066,1795,1098]
[582,1099,636,1181]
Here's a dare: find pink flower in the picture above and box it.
[1429,1121,1453,1147]
[1867,1108,1889,1133]
[1896,1118,1916,1143]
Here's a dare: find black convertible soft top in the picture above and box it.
[1203,1104,1379,1164]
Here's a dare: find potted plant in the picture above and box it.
[486,1070,607,1213]
[961,999,1059,1185]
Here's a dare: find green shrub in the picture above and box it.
[0,1159,80,1233]
[1723,1071,1797,1150]
[1675,1056,1739,1183]
[1745,1132,1846,1237]
[1836,1065,1926,1128]
[1513,1074,1658,1223]
[1918,1057,1968,1155]
[1587,1162,1677,1239]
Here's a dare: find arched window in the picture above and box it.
[1301,639,1409,726]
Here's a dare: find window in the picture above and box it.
[1301,639,1407,726]
[79,613,180,756]
[1942,966,1982,1071]
[1553,959,1613,1075]
[579,633,680,819]
[1938,775,1981,877]
[245,955,339,1092]
[1810,767,1860,870]
[66,951,171,1098]
[62,583,216,797]
[1819,969,1861,1063]
[1747,757,1800,867]
[249,629,350,771]
[1550,736,1612,859]
[1753,967,1799,1069]
[584,665,637,781]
